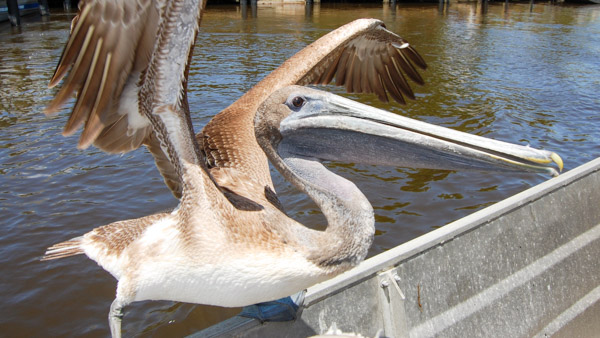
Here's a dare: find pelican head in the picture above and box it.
[255,85,563,176]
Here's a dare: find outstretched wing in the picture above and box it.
[197,19,427,202]
[45,0,161,152]
[46,0,213,201]
[298,22,426,104]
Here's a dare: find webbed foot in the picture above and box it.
[239,290,306,323]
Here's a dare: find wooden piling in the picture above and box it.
[7,0,21,26]
[39,0,50,16]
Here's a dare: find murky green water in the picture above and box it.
[1,2,599,336]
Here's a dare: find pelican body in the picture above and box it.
[41,1,563,336]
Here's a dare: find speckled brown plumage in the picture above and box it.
[43,213,167,261]
[88,214,166,255]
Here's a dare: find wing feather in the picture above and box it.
[46,0,212,201]
[391,43,424,86]
[71,37,106,143]
[45,0,158,151]
[345,48,359,93]
[317,51,342,85]
[299,21,427,104]
[48,3,94,88]
[145,132,183,199]
[334,46,351,88]
[385,44,415,101]
[94,114,150,152]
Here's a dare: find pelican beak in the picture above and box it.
[278,89,563,176]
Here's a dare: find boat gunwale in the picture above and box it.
[304,157,600,306]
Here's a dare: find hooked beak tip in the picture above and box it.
[551,152,564,172]
[523,152,564,174]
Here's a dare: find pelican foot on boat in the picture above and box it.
[239,290,306,322]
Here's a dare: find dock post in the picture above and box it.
[39,0,50,16]
[305,0,313,18]
[439,0,449,12]
[7,0,21,26]
[63,0,71,11]
[250,0,257,18]
[240,0,248,19]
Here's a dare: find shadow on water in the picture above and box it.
[1,2,599,336]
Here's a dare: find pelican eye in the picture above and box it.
[291,96,305,108]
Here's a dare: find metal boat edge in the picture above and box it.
[192,156,600,337]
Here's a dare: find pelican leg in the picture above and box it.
[239,290,306,322]
[109,299,124,338]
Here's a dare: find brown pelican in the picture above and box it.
[41,1,563,336]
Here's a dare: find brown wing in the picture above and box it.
[47,0,215,200]
[196,19,427,203]
[45,0,160,152]
[298,22,427,104]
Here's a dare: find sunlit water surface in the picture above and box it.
[1,2,599,336]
